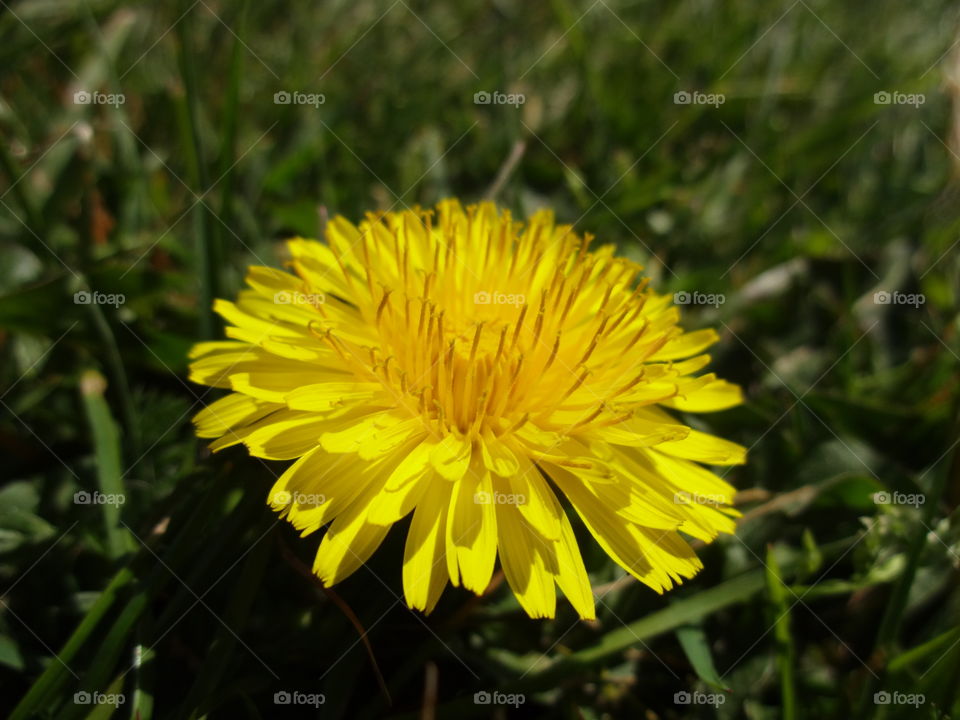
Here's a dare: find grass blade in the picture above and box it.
[765,544,797,720]
[79,369,131,559]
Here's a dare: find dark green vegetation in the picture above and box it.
[1,1,958,717]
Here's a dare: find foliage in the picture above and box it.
[0,0,958,717]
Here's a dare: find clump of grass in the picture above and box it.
[0,1,958,718]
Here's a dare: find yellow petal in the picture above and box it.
[313,502,390,586]
[192,393,272,438]
[403,478,451,613]
[190,340,348,402]
[508,455,562,541]
[188,340,249,360]
[446,455,497,593]
[269,443,395,533]
[480,434,520,476]
[648,328,719,361]
[211,406,370,457]
[553,509,596,620]
[324,216,364,268]
[213,298,303,341]
[367,437,434,525]
[188,345,259,388]
[285,382,385,412]
[643,448,738,499]
[430,434,472,481]
[357,417,423,461]
[243,265,306,300]
[241,413,329,460]
[547,462,698,593]
[663,379,743,412]
[589,415,690,447]
[657,429,747,465]
[382,437,435,490]
[603,446,735,539]
[320,412,408,454]
[495,495,556,618]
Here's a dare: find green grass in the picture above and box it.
[1,0,958,717]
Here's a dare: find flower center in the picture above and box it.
[305,201,669,441]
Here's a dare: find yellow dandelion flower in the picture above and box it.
[188,199,746,620]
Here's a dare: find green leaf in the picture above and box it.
[0,481,56,552]
[0,634,25,671]
[676,625,728,691]
[520,567,774,689]
[888,626,960,673]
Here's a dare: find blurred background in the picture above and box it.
[1,0,958,717]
